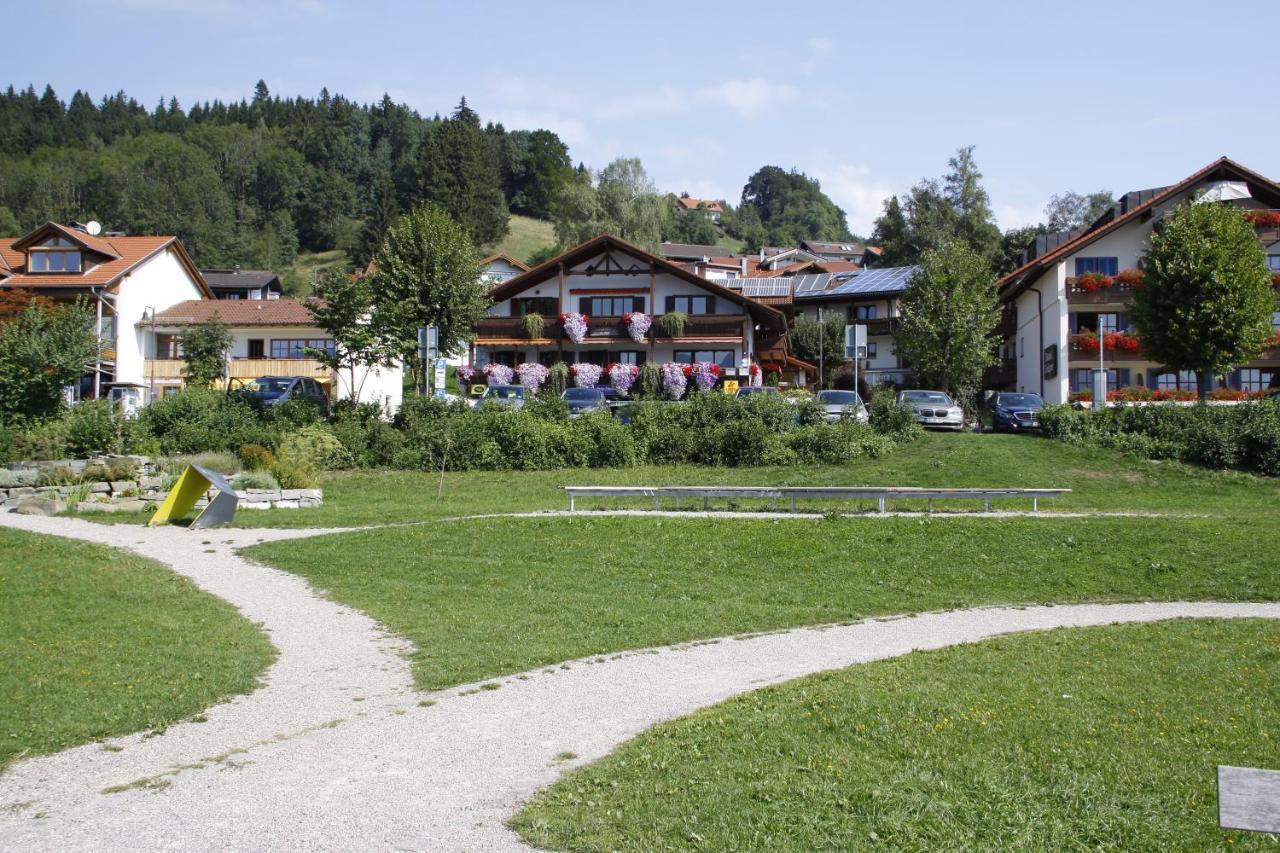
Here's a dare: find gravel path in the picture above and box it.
[0,516,1275,850]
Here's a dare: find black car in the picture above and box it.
[987,392,1044,431]
[239,376,330,413]
[562,387,608,417]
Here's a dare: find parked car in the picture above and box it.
[476,384,527,410]
[562,386,608,417]
[986,392,1045,431]
[238,376,329,413]
[735,386,780,399]
[815,389,869,423]
[897,389,964,430]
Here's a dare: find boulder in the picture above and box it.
[89,481,111,494]
[109,481,135,494]
[15,497,65,516]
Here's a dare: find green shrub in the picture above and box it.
[637,362,663,398]
[232,470,280,490]
[525,394,569,421]
[570,412,637,468]
[869,394,923,440]
[80,458,139,484]
[237,443,276,472]
[64,400,125,457]
[158,451,240,476]
[11,419,70,461]
[134,389,272,455]
[270,457,320,489]
[547,362,570,397]
[0,468,38,488]
[330,403,403,468]
[787,422,894,464]
[35,465,76,487]
[277,425,354,471]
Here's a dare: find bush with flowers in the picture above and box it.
[621,312,651,344]
[483,363,514,386]
[1245,210,1280,228]
[749,363,762,387]
[456,365,480,387]
[1069,331,1141,354]
[1074,271,1114,293]
[608,362,640,394]
[570,362,603,388]
[690,362,721,392]
[1115,268,1144,288]
[516,362,550,393]
[560,312,589,344]
[661,362,688,399]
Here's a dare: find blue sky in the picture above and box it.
[10,0,1277,236]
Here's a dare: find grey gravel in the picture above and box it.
[0,512,1274,851]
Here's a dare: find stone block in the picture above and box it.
[240,501,272,510]
[109,481,135,494]
[280,489,304,500]
[299,489,323,500]
[89,481,111,493]
[9,487,34,498]
[273,499,300,509]
[15,497,65,516]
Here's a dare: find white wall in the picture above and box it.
[1013,265,1069,403]
[114,247,205,385]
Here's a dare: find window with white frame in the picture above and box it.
[270,338,335,358]
[1155,370,1196,390]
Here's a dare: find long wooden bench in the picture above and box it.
[564,485,1070,514]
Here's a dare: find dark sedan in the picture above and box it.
[987,392,1045,431]
[238,376,329,413]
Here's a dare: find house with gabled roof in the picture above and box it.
[472,234,789,383]
[674,194,725,222]
[997,157,1280,403]
[479,253,530,285]
[0,221,213,403]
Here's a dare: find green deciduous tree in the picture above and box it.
[790,312,846,368]
[896,241,1001,406]
[306,270,401,403]
[410,98,509,244]
[1044,190,1115,232]
[739,166,853,246]
[551,157,666,249]
[1129,201,1275,401]
[871,146,1002,267]
[369,204,488,383]
[0,299,97,420]
[180,317,233,387]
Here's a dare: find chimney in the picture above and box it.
[233,264,241,274]
[740,257,748,276]
[758,248,764,263]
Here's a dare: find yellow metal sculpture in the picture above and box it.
[148,464,239,529]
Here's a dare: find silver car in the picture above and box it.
[897,389,964,430]
[816,389,869,423]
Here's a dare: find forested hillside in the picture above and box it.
[0,82,572,274]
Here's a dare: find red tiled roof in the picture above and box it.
[998,157,1280,294]
[0,225,211,296]
[676,196,725,213]
[152,298,321,327]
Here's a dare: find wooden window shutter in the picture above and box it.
[704,296,715,315]
[633,296,644,312]
[665,295,675,313]
[579,297,591,315]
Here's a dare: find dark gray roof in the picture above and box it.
[200,268,281,291]
[800,240,866,255]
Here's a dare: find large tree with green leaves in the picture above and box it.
[551,157,667,249]
[0,298,97,420]
[739,166,853,246]
[306,270,401,403]
[871,146,1002,267]
[895,241,1001,406]
[1129,201,1274,401]
[369,203,487,382]
[410,98,509,244]
[180,317,232,387]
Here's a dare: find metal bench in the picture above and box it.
[564,485,1070,514]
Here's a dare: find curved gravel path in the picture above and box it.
[0,516,1276,851]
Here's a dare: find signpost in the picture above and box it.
[723,379,740,395]
[433,357,447,399]
[845,324,867,396]
[418,327,439,394]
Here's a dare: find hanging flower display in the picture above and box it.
[690,362,721,392]
[1245,210,1280,228]
[570,362,603,388]
[621,311,651,343]
[456,365,478,385]
[560,312,589,344]
[1074,272,1114,293]
[608,362,640,394]
[1114,268,1144,288]
[661,362,688,399]
[749,364,762,387]
[483,362,514,386]
[516,362,550,393]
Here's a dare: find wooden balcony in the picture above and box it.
[145,358,332,381]
[474,316,559,344]
[653,314,747,341]
[473,314,747,344]
[862,317,900,336]
[1066,277,1138,304]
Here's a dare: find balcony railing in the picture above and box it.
[474,317,559,341]
[145,358,332,380]
[1066,276,1138,304]
[475,314,747,342]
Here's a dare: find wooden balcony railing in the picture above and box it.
[475,314,748,342]
[145,358,332,380]
[1066,277,1138,304]
[474,317,559,341]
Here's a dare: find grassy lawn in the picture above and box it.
[76,433,1280,529]
[0,528,275,769]
[512,619,1280,851]
[278,249,351,296]
[485,214,557,264]
[245,512,1280,689]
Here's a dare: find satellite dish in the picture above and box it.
[86,220,102,236]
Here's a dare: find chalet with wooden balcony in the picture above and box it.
[472,234,788,382]
[997,157,1280,403]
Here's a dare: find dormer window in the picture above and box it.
[29,236,82,273]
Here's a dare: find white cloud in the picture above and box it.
[811,163,897,237]
[698,78,796,119]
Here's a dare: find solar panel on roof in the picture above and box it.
[794,266,919,299]
[739,279,792,297]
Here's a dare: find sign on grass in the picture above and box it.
[1218,766,1280,834]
